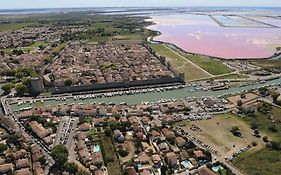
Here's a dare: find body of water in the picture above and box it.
[148,13,281,59]
[11,78,281,112]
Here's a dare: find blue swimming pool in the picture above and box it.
[94,145,101,153]
[212,165,224,172]
[181,160,193,169]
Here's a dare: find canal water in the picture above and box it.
[11,78,281,112]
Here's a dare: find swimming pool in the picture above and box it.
[212,165,224,172]
[94,145,101,153]
[181,160,193,169]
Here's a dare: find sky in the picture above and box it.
[0,0,280,9]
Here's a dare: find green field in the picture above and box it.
[53,42,66,54]
[30,42,49,48]
[212,73,249,80]
[0,22,31,32]
[250,59,281,69]
[148,44,211,80]
[182,54,233,75]
[80,16,156,42]
[234,149,281,175]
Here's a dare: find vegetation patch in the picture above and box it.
[234,102,281,175]
[234,148,281,175]
[0,22,31,32]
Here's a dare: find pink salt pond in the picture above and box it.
[148,14,281,59]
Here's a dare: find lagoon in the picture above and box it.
[148,14,281,59]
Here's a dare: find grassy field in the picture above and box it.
[30,42,49,48]
[2,42,49,54]
[177,113,263,157]
[212,73,249,80]
[182,53,233,75]
[53,42,66,54]
[148,44,211,80]
[0,22,31,32]
[250,59,281,69]
[242,102,281,142]
[234,149,281,175]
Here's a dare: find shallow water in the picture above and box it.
[148,14,281,59]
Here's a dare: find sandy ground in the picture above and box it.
[118,141,136,165]
[227,93,258,105]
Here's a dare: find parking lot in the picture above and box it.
[54,116,79,150]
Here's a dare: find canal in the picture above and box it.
[10,78,281,112]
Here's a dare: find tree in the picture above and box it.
[271,91,280,104]
[7,134,20,145]
[64,79,73,86]
[51,145,69,169]
[230,126,240,135]
[44,56,52,64]
[64,162,78,174]
[104,127,112,137]
[21,78,31,86]
[1,83,14,94]
[39,45,45,51]
[259,87,268,96]
[39,156,46,165]
[262,136,269,143]
[0,144,8,154]
[268,125,278,133]
[15,71,25,79]
[237,100,242,107]
[15,83,28,96]
[161,165,168,175]
[267,141,281,151]
[257,102,272,115]
[250,122,259,130]
[240,93,246,99]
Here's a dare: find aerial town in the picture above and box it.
[0,5,281,175]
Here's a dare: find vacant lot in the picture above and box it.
[118,141,136,165]
[181,113,263,157]
[148,44,211,80]
[182,53,233,75]
[100,135,121,175]
[227,93,258,105]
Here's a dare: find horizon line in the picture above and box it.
[0,6,280,11]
